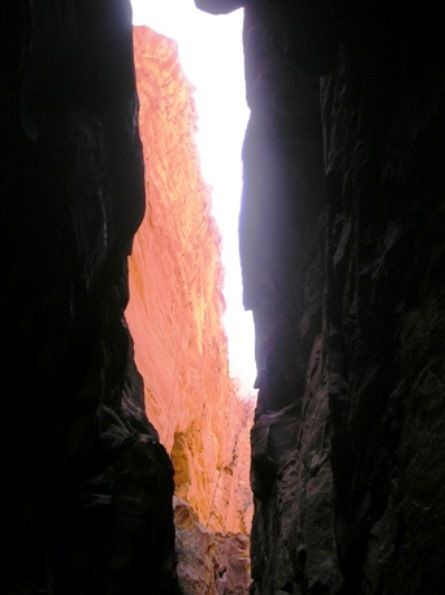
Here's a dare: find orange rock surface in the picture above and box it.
[126,26,253,535]
[174,498,252,594]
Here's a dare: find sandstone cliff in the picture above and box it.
[127,26,253,538]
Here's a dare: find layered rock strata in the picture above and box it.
[1,2,178,593]
[196,1,445,593]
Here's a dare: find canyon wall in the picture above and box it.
[1,2,178,593]
[196,1,445,594]
[127,26,253,538]
[174,497,251,594]
[4,1,444,593]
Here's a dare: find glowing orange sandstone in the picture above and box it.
[126,26,253,534]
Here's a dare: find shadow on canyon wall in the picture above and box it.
[1,1,445,593]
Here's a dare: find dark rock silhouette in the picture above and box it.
[1,2,178,593]
[196,1,445,593]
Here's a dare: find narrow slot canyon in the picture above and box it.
[126,25,254,593]
[2,1,445,595]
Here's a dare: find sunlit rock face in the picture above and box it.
[1,2,178,593]
[196,1,445,594]
[127,26,253,541]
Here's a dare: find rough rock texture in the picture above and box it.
[127,26,253,537]
[174,497,252,594]
[196,1,445,594]
[5,0,444,592]
[1,3,178,593]
[320,7,445,592]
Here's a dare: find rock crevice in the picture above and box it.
[127,26,254,593]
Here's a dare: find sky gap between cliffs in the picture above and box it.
[131,0,256,398]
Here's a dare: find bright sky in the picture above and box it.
[131,0,257,398]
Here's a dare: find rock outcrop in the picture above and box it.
[196,1,445,593]
[1,2,178,593]
[127,25,253,538]
[174,498,251,594]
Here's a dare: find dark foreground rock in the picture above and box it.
[1,2,178,593]
[196,1,445,593]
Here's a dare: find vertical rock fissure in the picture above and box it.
[126,26,254,593]
[6,1,442,593]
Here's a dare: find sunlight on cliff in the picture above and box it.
[127,22,253,532]
[130,0,255,400]
[127,9,254,589]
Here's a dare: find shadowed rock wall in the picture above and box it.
[320,5,445,592]
[4,0,444,592]
[196,1,445,593]
[1,2,178,593]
